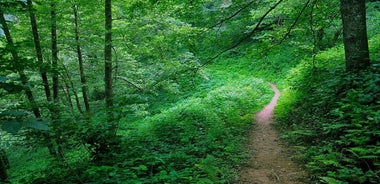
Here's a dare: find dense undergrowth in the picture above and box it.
[276,33,380,183]
[115,79,268,183]
[274,3,380,183]
[4,55,274,183]
[2,25,304,182]
[3,30,309,183]
[2,1,379,183]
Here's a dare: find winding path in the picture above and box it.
[238,83,308,184]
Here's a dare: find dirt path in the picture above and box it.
[238,83,308,184]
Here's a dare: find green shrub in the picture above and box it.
[276,62,380,183]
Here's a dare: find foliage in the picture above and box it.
[276,35,380,183]
[1,0,379,183]
[22,74,269,183]
[275,3,380,182]
[117,80,265,183]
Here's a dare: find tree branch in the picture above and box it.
[258,0,311,55]
[207,0,255,30]
[117,76,144,92]
[196,0,285,70]
[277,0,311,45]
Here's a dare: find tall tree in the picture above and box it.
[25,0,64,159]
[51,0,59,109]
[27,0,52,103]
[73,1,90,114]
[104,0,115,132]
[340,0,370,71]
[50,0,67,162]
[0,7,41,118]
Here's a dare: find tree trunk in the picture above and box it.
[27,0,52,103]
[48,1,66,162]
[61,84,74,113]
[2,6,63,161]
[85,0,119,164]
[104,0,115,132]
[73,2,90,114]
[0,8,41,118]
[340,0,370,71]
[62,65,83,114]
[51,1,60,109]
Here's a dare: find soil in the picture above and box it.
[238,83,309,184]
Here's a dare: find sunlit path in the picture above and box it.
[238,82,308,184]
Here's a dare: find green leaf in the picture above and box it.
[0,76,6,83]
[138,165,148,171]
[1,119,49,134]
[0,110,29,117]
[22,119,49,131]
[132,164,148,171]
[319,176,343,184]
[0,76,25,93]
[1,121,22,134]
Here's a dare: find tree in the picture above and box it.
[0,6,41,118]
[73,1,90,114]
[27,0,52,104]
[51,0,59,110]
[340,0,370,71]
[104,0,115,132]
[25,0,65,160]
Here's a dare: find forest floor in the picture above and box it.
[238,83,309,184]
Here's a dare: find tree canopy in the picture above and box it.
[0,0,379,183]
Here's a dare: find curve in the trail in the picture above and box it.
[255,83,280,124]
[238,82,308,184]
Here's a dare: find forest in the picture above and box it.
[0,0,379,183]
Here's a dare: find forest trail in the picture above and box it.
[238,83,308,184]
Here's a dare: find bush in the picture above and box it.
[276,63,380,183]
[117,80,267,183]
